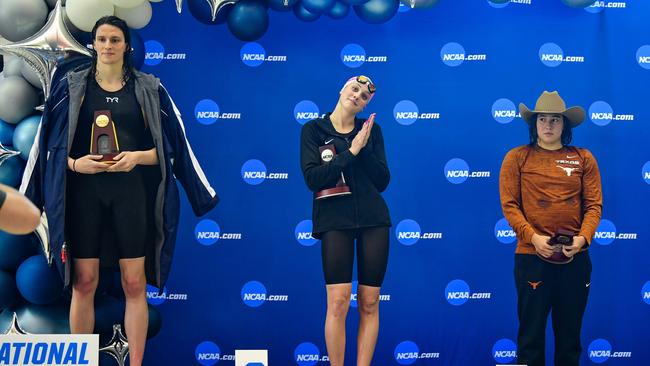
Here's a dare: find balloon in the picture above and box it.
[560,0,597,7]
[342,0,370,7]
[293,2,320,21]
[16,254,63,305]
[13,302,70,333]
[115,1,153,29]
[94,294,126,334]
[268,0,299,12]
[302,0,336,14]
[399,0,439,9]
[2,56,23,77]
[147,305,162,338]
[227,0,269,42]
[109,0,147,8]
[0,120,15,146]
[0,0,48,42]
[13,115,40,160]
[0,270,19,309]
[130,31,145,70]
[0,231,37,271]
[0,154,25,187]
[0,76,39,124]
[353,0,399,24]
[63,9,93,48]
[20,60,42,88]
[328,1,350,18]
[66,0,115,32]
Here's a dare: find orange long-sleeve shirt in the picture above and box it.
[499,145,603,254]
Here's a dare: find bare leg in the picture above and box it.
[356,285,380,366]
[70,258,100,334]
[119,257,148,366]
[325,283,352,366]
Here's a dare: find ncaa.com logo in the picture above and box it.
[194,99,241,125]
[487,0,532,8]
[642,281,650,305]
[294,100,323,125]
[588,101,634,126]
[492,338,517,364]
[539,43,585,67]
[440,42,487,67]
[241,159,289,185]
[593,219,637,245]
[241,281,289,308]
[585,1,627,13]
[393,100,440,126]
[444,158,491,184]
[394,341,439,365]
[445,279,491,306]
[492,98,520,124]
[295,220,318,247]
[349,281,391,308]
[196,341,234,365]
[494,218,516,244]
[146,285,188,305]
[195,219,242,246]
[294,342,328,365]
[240,42,287,67]
[395,219,443,246]
[340,43,388,68]
[637,45,650,69]
[642,161,650,185]
[588,339,632,363]
[144,40,187,66]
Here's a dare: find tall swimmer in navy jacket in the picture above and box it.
[300,76,391,366]
[21,16,218,366]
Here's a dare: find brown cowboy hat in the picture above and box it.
[519,91,585,128]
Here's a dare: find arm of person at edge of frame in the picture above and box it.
[498,148,554,258]
[564,149,603,257]
[355,113,390,192]
[0,183,40,235]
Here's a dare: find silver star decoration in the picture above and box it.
[34,211,52,265]
[0,1,90,99]
[206,0,238,21]
[176,0,183,13]
[0,143,21,167]
[99,324,130,366]
[4,313,29,335]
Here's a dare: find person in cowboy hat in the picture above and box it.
[499,91,603,366]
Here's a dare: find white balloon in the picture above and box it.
[0,76,39,124]
[66,0,115,32]
[110,0,147,8]
[3,56,23,77]
[115,2,152,29]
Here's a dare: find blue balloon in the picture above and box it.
[560,0,596,7]
[342,0,370,7]
[130,31,145,70]
[0,270,19,309]
[227,0,269,41]
[302,0,335,13]
[354,0,399,23]
[0,155,25,187]
[268,0,298,11]
[328,1,350,18]
[16,255,63,305]
[13,114,40,160]
[94,294,125,334]
[0,231,37,271]
[0,120,15,146]
[147,305,162,339]
[188,0,234,24]
[293,2,320,21]
[13,302,70,334]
